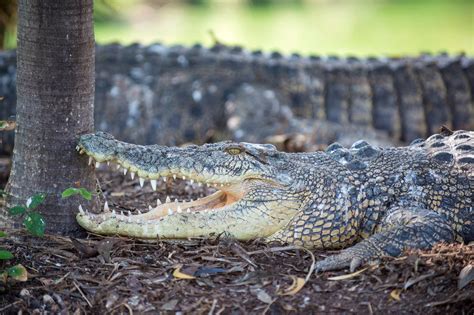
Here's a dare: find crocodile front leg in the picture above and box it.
[314,206,456,272]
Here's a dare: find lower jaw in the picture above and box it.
[138,190,238,219]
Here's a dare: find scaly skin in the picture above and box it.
[1,45,474,154]
[76,131,474,271]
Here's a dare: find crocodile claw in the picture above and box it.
[315,251,365,273]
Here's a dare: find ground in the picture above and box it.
[0,166,473,314]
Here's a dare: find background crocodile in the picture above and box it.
[1,44,473,154]
[76,130,473,271]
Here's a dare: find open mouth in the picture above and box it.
[76,146,246,220]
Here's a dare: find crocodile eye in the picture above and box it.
[225,147,243,155]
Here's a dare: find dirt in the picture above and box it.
[0,165,473,314]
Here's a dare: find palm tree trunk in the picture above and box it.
[1,0,99,235]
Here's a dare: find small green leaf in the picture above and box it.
[7,264,28,281]
[0,121,5,129]
[62,188,79,198]
[8,205,26,216]
[0,249,13,260]
[78,188,92,201]
[0,231,7,237]
[27,193,46,209]
[23,211,45,237]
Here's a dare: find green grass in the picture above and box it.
[7,0,474,56]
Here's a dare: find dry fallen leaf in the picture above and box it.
[0,120,15,131]
[458,264,474,290]
[256,290,273,304]
[390,289,402,301]
[173,265,196,280]
[97,239,119,263]
[70,238,99,258]
[105,292,119,309]
[277,276,306,296]
[404,270,437,290]
[327,267,368,281]
[161,299,178,311]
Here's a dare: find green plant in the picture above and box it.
[0,231,28,283]
[61,187,93,200]
[0,192,46,284]
[8,193,46,237]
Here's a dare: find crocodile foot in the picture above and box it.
[315,251,367,273]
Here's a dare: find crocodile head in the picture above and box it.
[76,132,304,240]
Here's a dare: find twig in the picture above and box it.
[121,303,134,315]
[53,271,70,285]
[73,280,92,308]
[0,300,22,312]
[247,245,300,256]
[360,302,374,315]
[299,247,316,283]
[208,298,218,315]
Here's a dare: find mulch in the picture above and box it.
[0,165,473,314]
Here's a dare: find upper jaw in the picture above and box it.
[77,143,244,189]
[76,142,256,213]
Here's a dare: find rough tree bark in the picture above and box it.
[1,0,99,235]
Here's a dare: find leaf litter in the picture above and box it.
[0,166,472,314]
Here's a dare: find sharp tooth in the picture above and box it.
[182,176,186,180]
[190,179,194,184]
[131,172,135,180]
[120,211,124,216]
[220,183,224,187]
[150,180,157,191]
[157,199,162,206]
[186,208,191,213]
[127,211,131,216]
[198,182,202,187]
[107,161,110,166]
[88,157,93,165]
[206,183,210,187]
[79,149,85,154]
[149,205,153,211]
[177,206,182,213]
[95,162,101,168]
[174,198,178,203]
[112,210,116,216]
[139,178,145,187]
[138,210,142,215]
[123,168,128,175]
[116,164,121,170]
[76,145,79,151]
[162,176,167,181]
[104,201,110,212]
[173,174,177,180]
[165,196,171,203]
[168,208,173,215]
[78,205,85,215]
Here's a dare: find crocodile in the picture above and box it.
[76,130,474,271]
[1,44,473,154]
